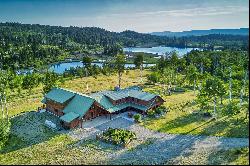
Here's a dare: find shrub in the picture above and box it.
[159,105,167,112]
[147,72,161,83]
[203,112,212,117]
[222,100,241,116]
[173,87,186,92]
[133,114,142,123]
[147,110,155,118]
[101,128,136,146]
[155,108,162,114]
[0,119,11,149]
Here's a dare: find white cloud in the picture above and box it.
[104,5,249,18]
[36,4,249,33]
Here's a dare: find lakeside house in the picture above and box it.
[41,86,164,129]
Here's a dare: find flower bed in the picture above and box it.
[96,128,136,147]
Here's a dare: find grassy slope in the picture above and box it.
[0,135,88,165]
[2,70,146,164]
[166,147,249,165]
[142,85,249,138]
[1,69,249,165]
[7,69,148,117]
[208,147,249,165]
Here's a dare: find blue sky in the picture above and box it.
[0,0,248,32]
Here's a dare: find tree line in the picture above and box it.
[0,49,248,148]
[147,49,249,118]
[0,22,248,71]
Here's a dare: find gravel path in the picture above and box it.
[66,117,249,165]
[106,124,249,165]
[8,111,248,165]
[127,124,249,149]
[95,117,134,131]
[66,117,134,146]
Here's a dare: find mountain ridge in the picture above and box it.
[150,28,249,37]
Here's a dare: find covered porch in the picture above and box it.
[80,110,136,129]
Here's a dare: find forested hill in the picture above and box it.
[0,22,248,49]
[0,22,249,69]
[150,28,249,37]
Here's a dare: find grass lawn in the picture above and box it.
[61,69,149,94]
[0,134,85,165]
[7,69,149,117]
[0,69,148,164]
[142,85,249,138]
[0,112,111,165]
[208,147,249,165]
[166,147,249,165]
[1,69,248,165]
[6,68,249,138]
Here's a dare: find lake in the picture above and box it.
[49,62,156,74]
[123,46,202,56]
[17,62,156,75]
[17,46,201,75]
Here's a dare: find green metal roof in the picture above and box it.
[44,87,75,104]
[43,86,161,122]
[130,103,149,111]
[90,92,114,110]
[128,90,156,101]
[43,87,95,122]
[63,93,95,118]
[90,88,158,113]
[60,112,80,123]
[104,89,157,101]
[107,102,149,113]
